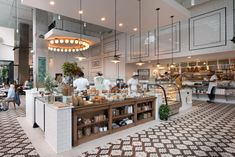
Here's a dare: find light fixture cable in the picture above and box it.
[16,0,19,33]
[156,8,160,66]
[171,15,174,67]
[78,0,86,60]
[139,0,141,62]
[136,0,144,66]
[111,0,120,64]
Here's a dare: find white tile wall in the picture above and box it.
[45,105,72,153]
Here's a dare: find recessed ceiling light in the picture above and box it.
[119,23,123,27]
[187,56,191,59]
[49,1,55,5]
[101,17,106,21]
[79,10,83,14]
[133,28,137,31]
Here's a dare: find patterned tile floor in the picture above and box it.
[80,102,235,157]
[0,101,39,156]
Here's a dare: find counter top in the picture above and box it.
[73,96,156,111]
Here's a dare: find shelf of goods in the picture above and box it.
[148,83,182,116]
[72,96,156,146]
[187,82,235,102]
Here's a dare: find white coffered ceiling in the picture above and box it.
[21,0,190,33]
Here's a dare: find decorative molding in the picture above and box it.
[189,7,226,51]
[130,32,150,59]
[104,40,119,54]
[158,21,181,55]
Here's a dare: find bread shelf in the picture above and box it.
[72,97,156,146]
[77,119,109,129]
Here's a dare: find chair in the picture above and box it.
[8,100,16,109]
[7,91,20,109]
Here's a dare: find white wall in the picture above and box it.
[126,0,234,63]
[34,0,235,83]
[0,26,14,61]
[125,0,235,77]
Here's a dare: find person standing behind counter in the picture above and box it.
[73,72,89,92]
[127,72,139,96]
[207,71,218,103]
[94,72,105,91]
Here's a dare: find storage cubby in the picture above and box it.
[72,97,155,146]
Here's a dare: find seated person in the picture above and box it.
[0,84,15,111]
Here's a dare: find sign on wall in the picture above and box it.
[189,7,226,50]
[38,57,46,84]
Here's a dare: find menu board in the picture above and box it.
[38,57,46,83]
[137,69,150,80]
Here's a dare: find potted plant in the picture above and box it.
[62,62,82,78]
[44,75,57,103]
[159,104,170,120]
[62,62,82,96]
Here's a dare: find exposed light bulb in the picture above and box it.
[50,40,54,44]
[49,1,55,5]
[65,39,69,44]
[60,39,64,44]
[79,10,83,14]
[55,39,59,44]
[70,39,74,44]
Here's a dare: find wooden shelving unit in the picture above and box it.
[72,96,156,146]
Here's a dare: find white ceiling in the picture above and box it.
[176,0,211,9]
[21,0,190,33]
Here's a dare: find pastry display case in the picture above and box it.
[148,82,181,116]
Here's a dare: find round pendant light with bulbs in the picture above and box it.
[170,15,175,68]
[136,0,145,66]
[156,8,160,68]
[111,0,121,64]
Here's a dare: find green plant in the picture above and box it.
[62,62,82,77]
[44,75,57,94]
[159,104,170,120]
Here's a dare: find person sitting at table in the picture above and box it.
[0,83,15,111]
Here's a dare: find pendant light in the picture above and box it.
[16,0,19,33]
[77,0,87,61]
[170,15,175,68]
[111,0,120,64]
[156,8,160,67]
[136,0,144,66]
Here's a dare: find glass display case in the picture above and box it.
[148,82,181,116]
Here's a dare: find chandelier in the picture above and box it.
[48,37,90,52]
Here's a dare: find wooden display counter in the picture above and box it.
[72,96,156,146]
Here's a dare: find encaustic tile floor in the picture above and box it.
[1,98,235,157]
[80,102,235,157]
[0,107,39,156]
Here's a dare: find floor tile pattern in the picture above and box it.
[0,108,39,157]
[80,102,235,157]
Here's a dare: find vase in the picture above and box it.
[48,94,55,104]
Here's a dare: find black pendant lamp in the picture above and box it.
[170,15,175,68]
[156,8,160,67]
[77,0,86,61]
[111,0,120,64]
[136,0,144,66]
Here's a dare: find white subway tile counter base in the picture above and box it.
[45,104,73,153]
